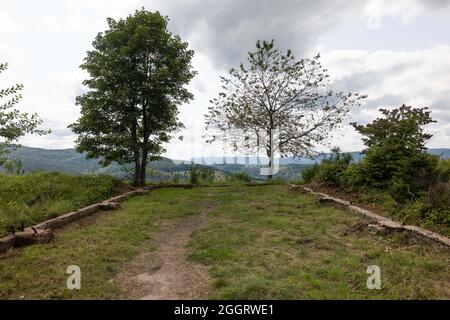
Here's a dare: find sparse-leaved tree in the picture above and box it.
[205,40,366,179]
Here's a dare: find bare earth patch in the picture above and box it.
[117,204,213,300]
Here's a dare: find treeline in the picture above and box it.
[303,105,450,233]
[0,172,127,236]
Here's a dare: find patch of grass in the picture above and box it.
[188,185,450,299]
[0,172,128,236]
[0,187,204,299]
[0,184,448,300]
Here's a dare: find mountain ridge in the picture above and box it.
[1,146,449,180]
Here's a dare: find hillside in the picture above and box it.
[1,147,223,181]
[2,146,449,181]
[194,148,450,165]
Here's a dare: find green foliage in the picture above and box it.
[0,63,49,156]
[146,167,164,182]
[1,158,25,175]
[436,159,450,182]
[0,187,203,299]
[188,165,215,185]
[301,163,320,183]
[393,188,450,230]
[170,172,184,184]
[302,107,449,230]
[0,172,127,236]
[352,105,438,200]
[303,148,353,186]
[188,185,450,299]
[70,10,196,187]
[228,172,252,183]
[312,148,352,186]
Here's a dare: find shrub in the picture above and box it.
[340,162,367,189]
[436,159,450,182]
[188,166,200,185]
[388,153,438,202]
[199,167,215,183]
[301,164,319,183]
[311,148,352,186]
[427,182,450,210]
[229,172,251,183]
[171,172,183,183]
[188,165,215,185]
[352,106,438,201]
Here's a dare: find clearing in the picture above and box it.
[0,185,449,299]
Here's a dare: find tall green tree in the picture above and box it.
[205,40,366,180]
[0,63,48,161]
[70,10,196,186]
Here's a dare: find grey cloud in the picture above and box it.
[427,93,450,127]
[330,60,417,92]
[48,128,74,138]
[423,0,450,10]
[150,0,360,69]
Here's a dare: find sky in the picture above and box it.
[1,0,450,160]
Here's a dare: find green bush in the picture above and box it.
[188,166,200,185]
[228,172,251,183]
[427,182,450,210]
[310,148,352,186]
[437,159,450,182]
[301,164,319,183]
[199,167,215,182]
[170,172,183,183]
[388,153,438,202]
[314,161,348,186]
[299,106,450,232]
[188,165,215,185]
[340,162,367,189]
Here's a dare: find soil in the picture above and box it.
[117,202,214,300]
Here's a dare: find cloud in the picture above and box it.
[64,0,143,32]
[0,0,448,156]
[363,0,450,29]
[150,0,362,69]
[0,9,24,33]
[17,70,85,149]
[322,45,450,150]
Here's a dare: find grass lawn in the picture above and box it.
[0,185,448,299]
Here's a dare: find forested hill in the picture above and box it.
[2,146,449,178]
[1,146,199,178]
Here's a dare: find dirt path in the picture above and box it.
[117,203,213,300]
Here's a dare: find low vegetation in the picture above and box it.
[0,186,448,299]
[302,106,450,236]
[0,172,128,236]
[0,187,204,299]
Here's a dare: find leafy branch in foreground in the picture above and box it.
[0,63,49,160]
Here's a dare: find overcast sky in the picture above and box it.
[1,0,450,160]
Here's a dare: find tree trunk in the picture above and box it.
[267,157,273,181]
[139,147,148,188]
[139,102,148,188]
[267,128,273,181]
[131,119,141,187]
